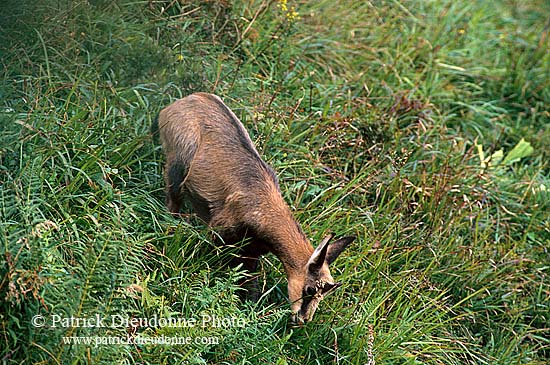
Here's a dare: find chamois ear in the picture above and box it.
[307,234,333,272]
[326,236,356,265]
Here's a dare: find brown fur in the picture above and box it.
[158,92,355,323]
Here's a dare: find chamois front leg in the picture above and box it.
[231,250,261,302]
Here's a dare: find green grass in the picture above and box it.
[1,0,549,364]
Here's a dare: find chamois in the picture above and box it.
[158,92,355,323]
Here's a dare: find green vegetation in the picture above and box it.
[1,0,548,363]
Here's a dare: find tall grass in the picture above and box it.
[1,0,548,364]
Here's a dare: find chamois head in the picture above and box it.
[289,234,356,324]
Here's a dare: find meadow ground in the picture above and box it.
[1,0,549,364]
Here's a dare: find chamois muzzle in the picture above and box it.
[292,281,343,325]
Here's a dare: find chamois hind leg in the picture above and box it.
[164,155,185,214]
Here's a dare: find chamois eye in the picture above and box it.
[305,286,316,297]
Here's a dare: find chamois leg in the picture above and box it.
[231,252,261,302]
[164,156,185,214]
[214,223,265,301]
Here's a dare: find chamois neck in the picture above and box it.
[274,220,313,273]
[254,193,314,275]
